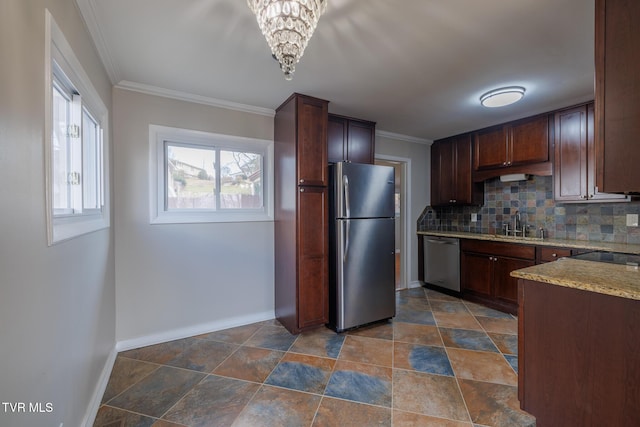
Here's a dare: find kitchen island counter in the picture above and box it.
[510,257,640,300]
[515,261,640,426]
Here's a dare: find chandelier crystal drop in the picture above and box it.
[248,0,328,80]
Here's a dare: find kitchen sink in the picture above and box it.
[492,234,544,242]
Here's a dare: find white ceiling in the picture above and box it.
[77,0,595,141]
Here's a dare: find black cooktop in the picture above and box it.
[571,251,640,266]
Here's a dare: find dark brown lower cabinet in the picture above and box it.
[461,240,535,314]
[518,279,640,427]
[275,184,329,334]
[535,246,574,263]
[460,251,492,297]
[493,256,534,305]
[296,186,329,330]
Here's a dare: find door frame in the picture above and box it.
[375,154,411,290]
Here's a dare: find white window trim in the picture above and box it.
[44,9,110,245]
[149,125,274,224]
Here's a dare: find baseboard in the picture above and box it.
[82,346,118,426]
[81,310,275,425]
[407,280,423,289]
[116,310,275,352]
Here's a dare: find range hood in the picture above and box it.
[500,173,529,182]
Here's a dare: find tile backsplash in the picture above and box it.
[418,176,640,244]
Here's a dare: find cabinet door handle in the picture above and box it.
[299,179,305,184]
[552,253,557,258]
[300,188,305,192]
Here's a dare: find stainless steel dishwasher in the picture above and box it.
[423,236,460,292]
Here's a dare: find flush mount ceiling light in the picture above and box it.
[480,86,526,108]
[247,0,328,80]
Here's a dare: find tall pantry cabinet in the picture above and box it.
[274,93,330,334]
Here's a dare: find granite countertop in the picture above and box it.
[416,230,640,300]
[510,258,640,300]
[417,230,640,255]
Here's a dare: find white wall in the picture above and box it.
[113,88,275,346]
[0,4,430,422]
[375,134,431,285]
[0,1,115,427]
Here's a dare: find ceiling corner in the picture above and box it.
[376,130,432,146]
[75,0,121,84]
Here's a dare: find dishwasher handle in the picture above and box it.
[426,238,459,245]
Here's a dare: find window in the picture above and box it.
[51,69,103,215]
[45,10,109,245]
[150,125,273,223]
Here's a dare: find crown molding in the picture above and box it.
[115,81,276,117]
[75,0,121,84]
[375,130,432,145]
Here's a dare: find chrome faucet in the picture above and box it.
[502,211,527,237]
[513,211,521,233]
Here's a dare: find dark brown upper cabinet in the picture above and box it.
[595,0,640,194]
[431,134,483,206]
[554,102,628,202]
[473,114,553,181]
[295,97,329,186]
[327,114,376,164]
[474,126,508,170]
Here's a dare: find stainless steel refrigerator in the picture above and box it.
[328,162,396,332]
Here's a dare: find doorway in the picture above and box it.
[375,157,410,290]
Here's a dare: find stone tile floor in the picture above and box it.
[93,287,535,426]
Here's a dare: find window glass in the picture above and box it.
[82,109,101,210]
[52,82,72,213]
[166,143,216,210]
[220,150,262,209]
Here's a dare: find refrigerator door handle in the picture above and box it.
[343,219,350,262]
[343,175,350,218]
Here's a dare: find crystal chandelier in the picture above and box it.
[247,0,328,80]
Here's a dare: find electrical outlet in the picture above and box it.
[471,213,477,222]
[627,214,639,227]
